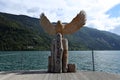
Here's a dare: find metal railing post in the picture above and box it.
[21,53,23,70]
[92,50,95,71]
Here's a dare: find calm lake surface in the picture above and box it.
[0,51,120,74]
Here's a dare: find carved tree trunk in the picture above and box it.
[48,33,77,73]
[50,39,56,72]
[48,56,51,72]
[54,33,63,73]
[62,38,68,73]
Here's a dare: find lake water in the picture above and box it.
[0,51,120,74]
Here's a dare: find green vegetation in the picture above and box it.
[0,12,51,50]
[66,27,120,50]
[0,12,120,50]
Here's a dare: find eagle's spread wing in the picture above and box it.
[63,10,86,34]
[40,13,56,35]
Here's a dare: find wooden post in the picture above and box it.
[50,39,56,72]
[48,33,71,73]
[67,64,76,72]
[54,33,63,73]
[48,56,52,72]
[62,38,68,73]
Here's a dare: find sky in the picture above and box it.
[0,0,120,35]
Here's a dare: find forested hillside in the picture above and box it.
[0,12,120,50]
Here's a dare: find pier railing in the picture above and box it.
[0,51,49,71]
[0,51,94,71]
[0,51,119,73]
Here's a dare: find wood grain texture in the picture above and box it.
[62,38,68,73]
[40,10,86,35]
[67,64,76,72]
[1,71,120,80]
[54,33,63,73]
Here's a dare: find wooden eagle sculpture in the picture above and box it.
[40,10,86,36]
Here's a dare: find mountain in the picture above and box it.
[66,27,120,50]
[0,12,120,50]
[0,12,51,50]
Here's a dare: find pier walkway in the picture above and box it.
[0,70,120,80]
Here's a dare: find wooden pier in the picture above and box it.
[0,70,120,80]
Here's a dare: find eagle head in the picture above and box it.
[55,20,64,34]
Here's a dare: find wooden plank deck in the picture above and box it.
[0,70,120,80]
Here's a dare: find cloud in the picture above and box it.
[27,7,39,13]
[0,0,120,35]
